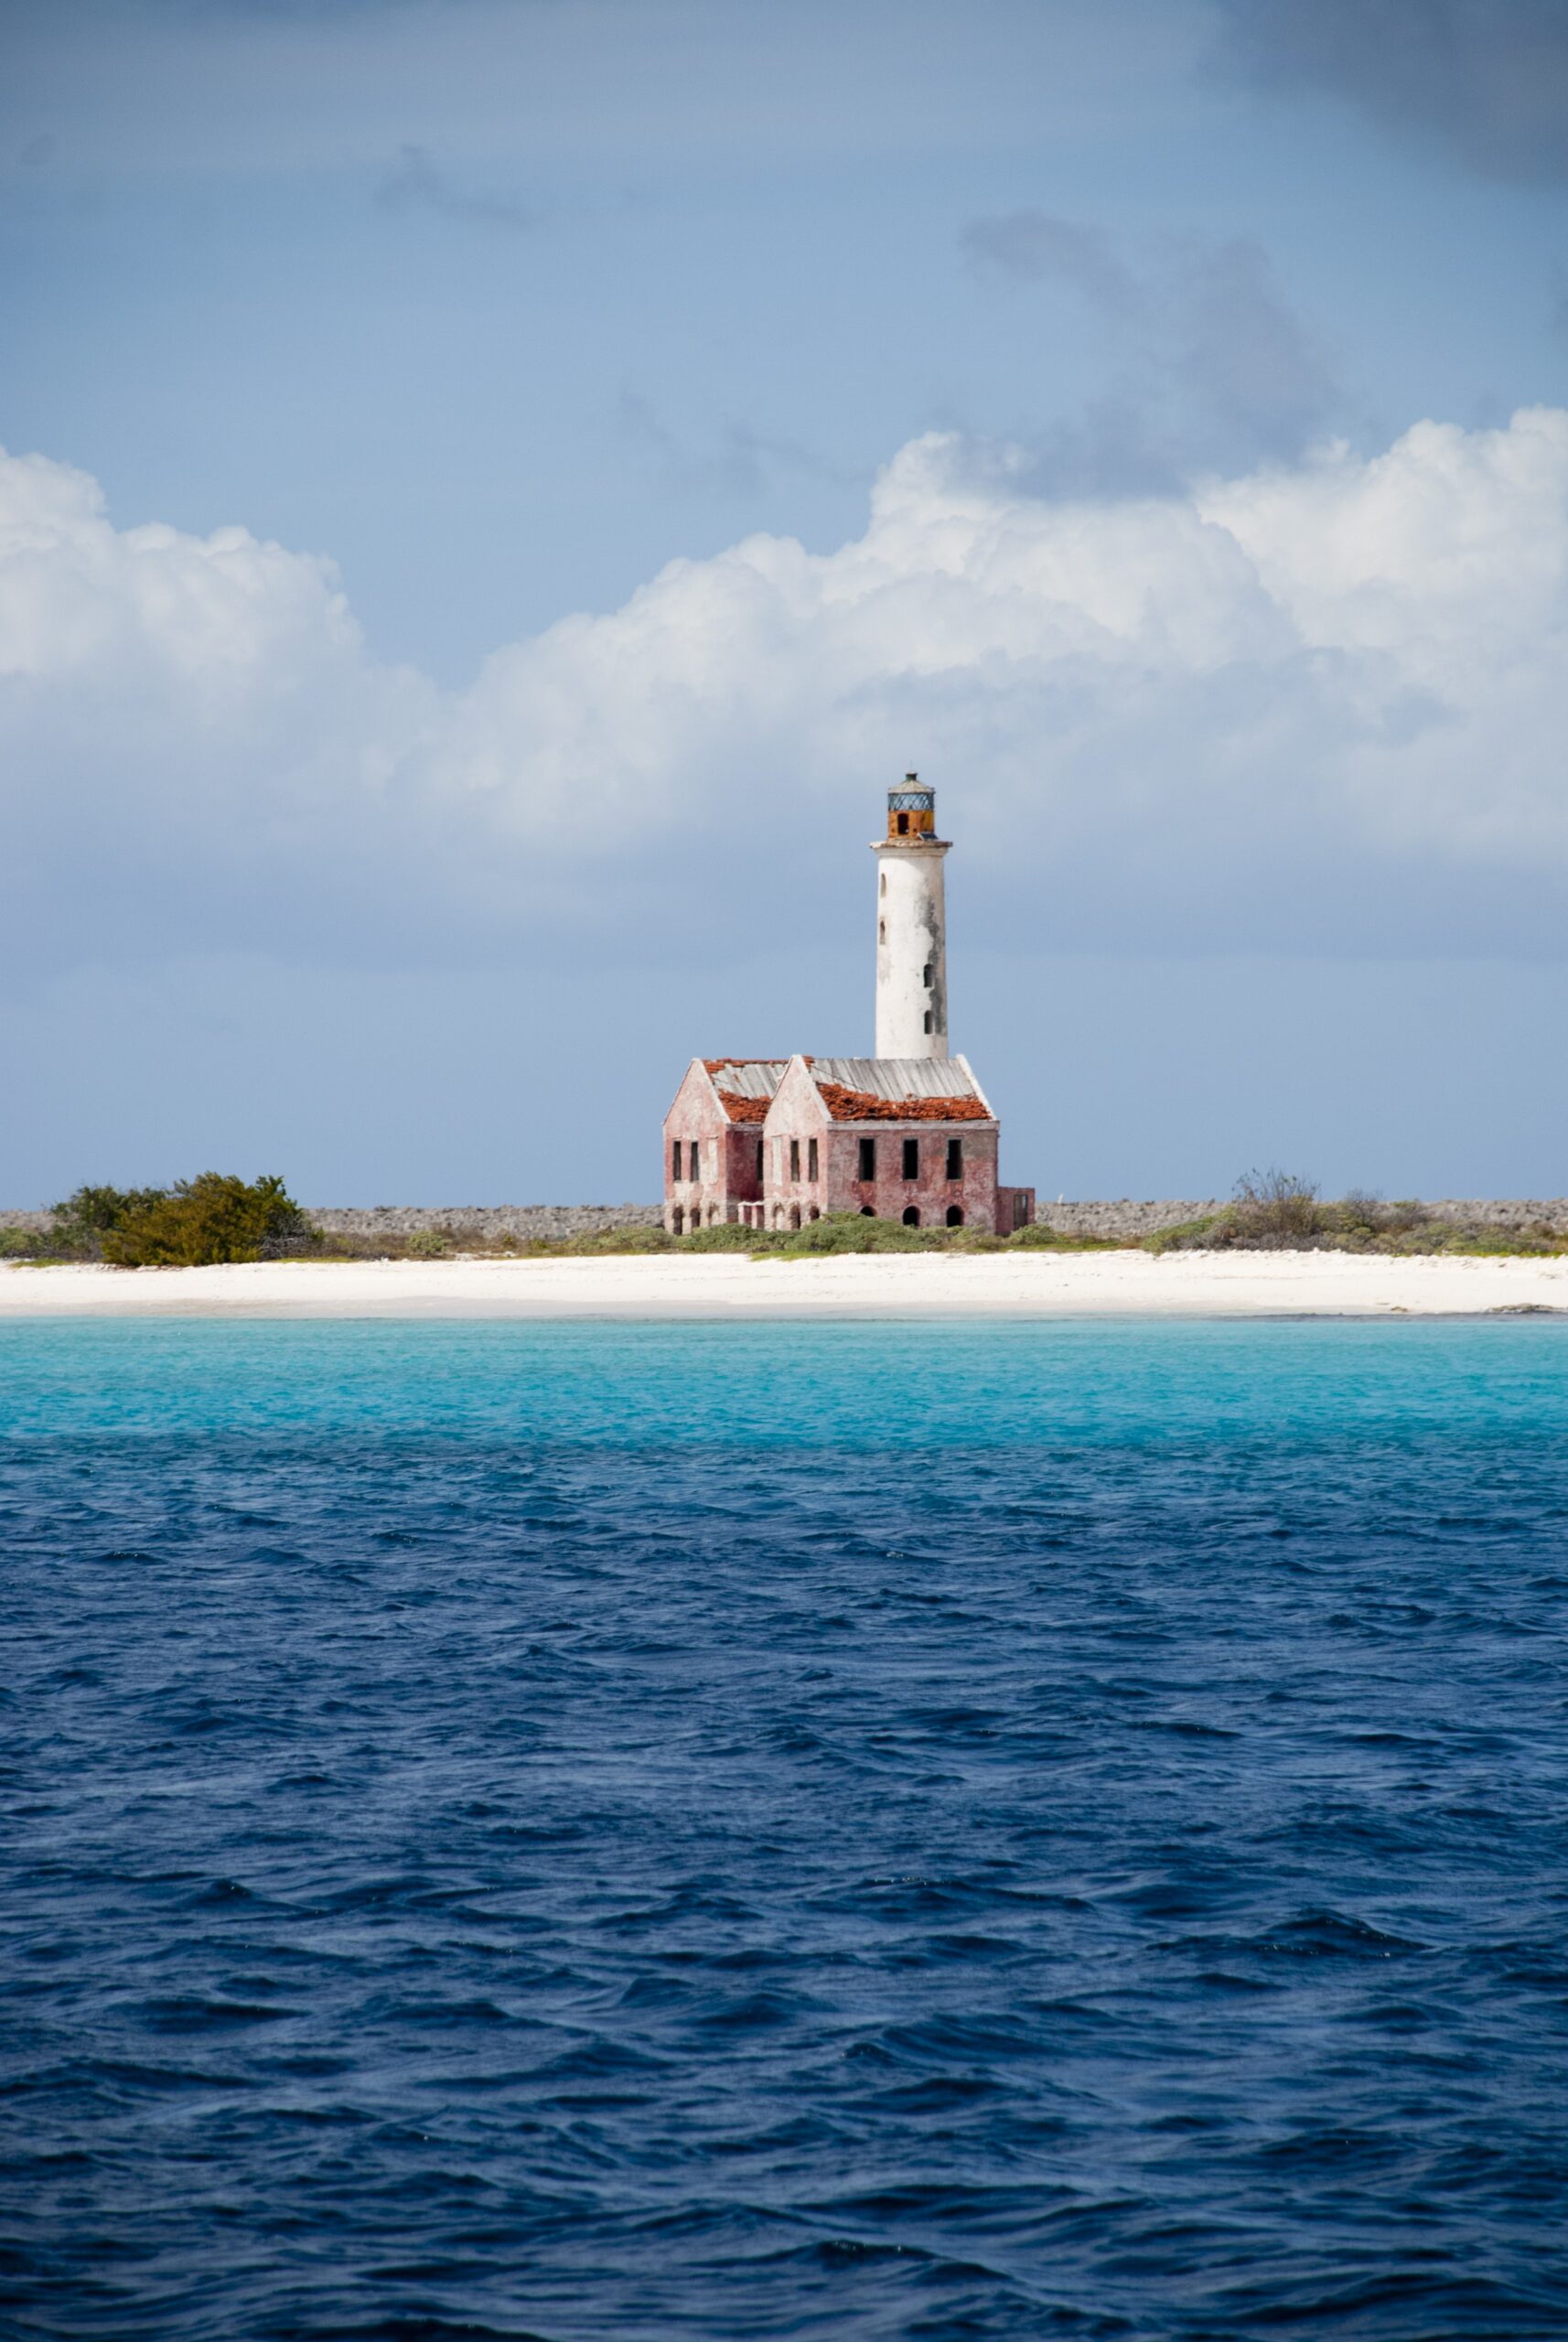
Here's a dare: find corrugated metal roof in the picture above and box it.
[703,1059,788,1101]
[811,1058,982,1102]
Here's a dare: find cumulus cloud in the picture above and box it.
[1211,0,1568,185]
[3,409,1567,973]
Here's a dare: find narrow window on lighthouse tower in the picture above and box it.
[879,920,886,944]
[922,962,933,986]
[923,1010,933,1034]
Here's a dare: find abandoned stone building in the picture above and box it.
[663,779,1033,1237]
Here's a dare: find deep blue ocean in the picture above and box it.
[5,1316,1568,2341]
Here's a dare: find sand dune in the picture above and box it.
[3,1252,1566,1319]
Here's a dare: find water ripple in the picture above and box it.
[3,1316,1568,2337]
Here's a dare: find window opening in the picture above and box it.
[808,1137,818,1181]
[671,1139,682,1181]
[756,1139,764,1179]
[858,1137,876,1182]
[923,1010,933,1034]
[902,1138,919,1180]
[671,1205,683,1235]
[923,962,933,986]
[946,1206,964,1228]
[879,919,886,944]
[902,1207,920,1227]
[859,1205,875,1218]
[897,811,909,834]
[789,1138,800,1181]
[946,1138,962,1180]
[879,872,886,897]
[690,1206,701,1230]
[789,1205,801,1230]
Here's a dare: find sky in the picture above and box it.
[4,0,1568,1205]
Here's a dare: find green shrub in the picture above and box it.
[561,1223,672,1255]
[1144,1215,1222,1253]
[405,1228,450,1258]
[679,1219,781,1251]
[770,1212,946,1257]
[100,1174,318,1268]
[47,1184,172,1259]
[0,1226,49,1260]
[1230,1167,1324,1243]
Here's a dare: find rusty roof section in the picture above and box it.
[814,1082,992,1123]
[697,1054,993,1124]
[714,1090,772,1123]
[703,1059,787,1122]
[807,1058,993,1125]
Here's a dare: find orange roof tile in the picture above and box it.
[714,1089,771,1124]
[814,1081,992,1123]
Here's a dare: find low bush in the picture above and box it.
[678,1219,780,1252]
[769,1212,947,1256]
[1147,1174,1568,1257]
[560,1223,673,1256]
[99,1175,319,1268]
[0,1226,51,1260]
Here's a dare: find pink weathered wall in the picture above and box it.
[661,1062,734,1230]
[758,1062,1001,1230]
[822,1123,999,1230]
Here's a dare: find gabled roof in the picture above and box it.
[807,1057,994,1124]
[703,1058,789,1123]
[686,1054,996,1126]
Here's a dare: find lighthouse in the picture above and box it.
[873,773,949,1058]
[660,771,1034,1237]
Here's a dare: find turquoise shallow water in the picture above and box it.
[4,1317,1568,2338]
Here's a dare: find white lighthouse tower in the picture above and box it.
[873,773,950,1058]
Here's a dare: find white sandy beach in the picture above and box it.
[1,1252,1565,1319]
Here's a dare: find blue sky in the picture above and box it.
[4,0,1568,1203]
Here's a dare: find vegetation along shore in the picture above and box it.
[3,1172,1567,1269]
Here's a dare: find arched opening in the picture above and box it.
[902,1207,920,1227]
[789,1205,801,1230]
[946,1206,964,1228]
[773,1204,784,1228]
[690,1206,701,1230]
[671,1206,684,1234]
[808,1206,820,1222]
[859,1205,875,1218]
